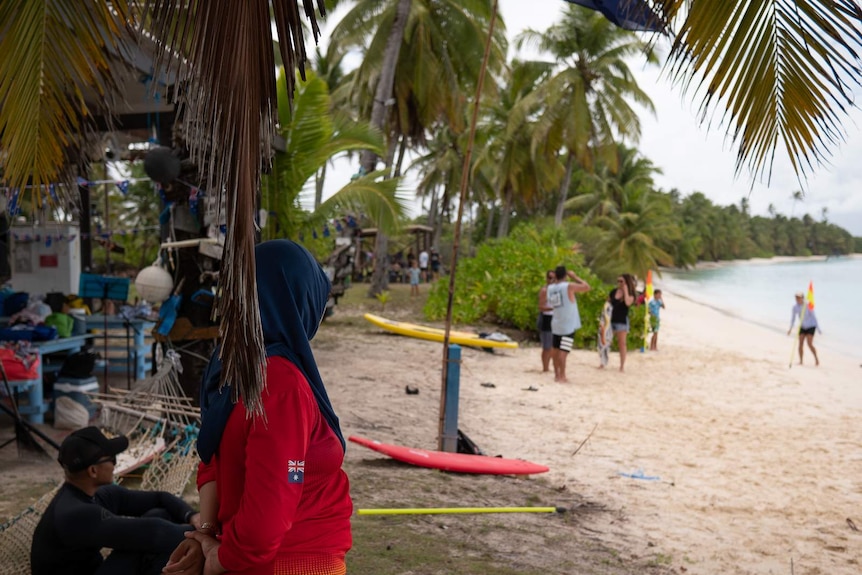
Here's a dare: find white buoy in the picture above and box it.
[134,265,174,304]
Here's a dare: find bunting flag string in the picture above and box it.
[1,177,152,196]
[12,225,161,245]
[296,216,360,243]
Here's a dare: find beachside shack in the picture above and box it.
[355,224,434,282]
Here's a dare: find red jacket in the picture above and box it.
[197,357,352,573]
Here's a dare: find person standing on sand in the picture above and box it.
[788,291,821,366]
[409,260,421,297]
[606,274,636,372]
[537,270,556,373]
[547,266,591,383]
[418,248,429,282]
[430,248,441,281]
[648,289,665,351]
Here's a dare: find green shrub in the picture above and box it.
[424,224,613,349]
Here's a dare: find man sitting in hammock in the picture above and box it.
[30,427,203,575]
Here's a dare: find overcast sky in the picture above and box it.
[315,0,862,236]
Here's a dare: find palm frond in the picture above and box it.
[655,0,862,180]
[0,1,132,199]
[315,171,407,235]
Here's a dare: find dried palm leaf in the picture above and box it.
[142,0,325,416]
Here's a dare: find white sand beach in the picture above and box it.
[320,291,862,574]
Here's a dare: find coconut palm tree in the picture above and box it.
[566,144,660,223]
[410,125,462,245]
[591,188,678,279]
[262,69,407,241]
[331,0,506,295]
[790,190,804,217]
[473,59,561,238]
[518,5,658,226]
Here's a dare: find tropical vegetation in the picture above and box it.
[3,0,862,383]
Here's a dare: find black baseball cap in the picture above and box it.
[57,427,129,472]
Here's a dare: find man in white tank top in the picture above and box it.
[546,266,591,383]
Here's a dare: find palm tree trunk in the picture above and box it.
[554,152,576,226]
[433,180,449,249]
[496,183,513,238]
[394,135,408,178]
[367,0,411,298]
[484,203,495,239]
[427,187,439,231]
[314,163,327,210]
[385,132,399,176]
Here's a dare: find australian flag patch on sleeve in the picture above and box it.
[288,460,305,484]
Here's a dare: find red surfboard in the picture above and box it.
[349,435,549,475]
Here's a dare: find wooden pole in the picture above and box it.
[437,0,498,451]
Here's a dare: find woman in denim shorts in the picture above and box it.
[607,274,636,372]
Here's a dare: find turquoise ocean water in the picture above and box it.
[660,256,861,359]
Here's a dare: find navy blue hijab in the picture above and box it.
[197,240,345,463]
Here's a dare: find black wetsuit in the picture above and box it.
[31,483,194,575]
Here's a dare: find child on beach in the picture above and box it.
[649,289,665,351]
[409,261,421,297]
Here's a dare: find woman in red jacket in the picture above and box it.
[176,240,352,575]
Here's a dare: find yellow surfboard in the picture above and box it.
[363,313,518,349]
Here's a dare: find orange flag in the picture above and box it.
[806,281,815,311]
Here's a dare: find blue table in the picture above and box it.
[5,335,93,424]
[85,316,155,383]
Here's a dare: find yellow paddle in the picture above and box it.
[357,506,565,516]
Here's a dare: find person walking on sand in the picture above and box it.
[607,274,636,372]
[547,266,591,383]
[788,291,821,366]
[648,289,665,351]
[537,270,556,373]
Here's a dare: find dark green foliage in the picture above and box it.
[424,224,613,349]
[664,192,856,261]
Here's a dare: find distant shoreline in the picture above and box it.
[662,252,861,272]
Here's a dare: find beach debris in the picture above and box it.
[618,469,661,481]
[522,385,539,392]
[404,385,419,395]
[572,424,598,456]
[480,382,496,388]
[847,518,859,532]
